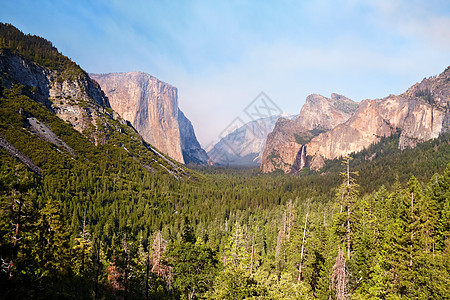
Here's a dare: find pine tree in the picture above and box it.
[33,197,72,284]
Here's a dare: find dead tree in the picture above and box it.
[298,212,308,282]
[331,247,348,300]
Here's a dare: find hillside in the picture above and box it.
[0,23,189,179]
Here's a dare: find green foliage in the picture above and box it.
[168,236,218,299]
[294,128,327,145]
[0,22,84,79]
[415,88,434,105]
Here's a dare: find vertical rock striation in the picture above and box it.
[91,72,185,163]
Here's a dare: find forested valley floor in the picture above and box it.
[1,123,449,299]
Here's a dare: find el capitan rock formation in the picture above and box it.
[91,72,185,163]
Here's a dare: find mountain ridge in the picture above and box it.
[261,67,450,173]
[208,114,294,166]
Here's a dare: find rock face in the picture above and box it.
[261,66,450,173]
[0,49,112,145]
[91,72,186,163]
[307,67,450,169]
[208,114,292,166]
[178,109,209,164]
[261,93,358,173]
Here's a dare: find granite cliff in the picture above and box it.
[178,109,209,164]
[261,93,358,173]
[91,72,207,165]
[261,67,450,173]
[91,72,184,163]
[0,48,114,145]
[307,67,450,169]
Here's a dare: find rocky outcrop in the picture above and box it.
[0,49,112,145]
[261,93,358,173]
[307,67,450,168]
[291,145,307,174]
[91,72,185,163]
[208,114,291,166]
[178,109,209,165]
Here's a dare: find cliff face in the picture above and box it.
[178,109,209,165]
[261,93,358,173]
[91,72,185,163]
[261,66,450,173]
[0,49,112,145]
[307,67,450,169]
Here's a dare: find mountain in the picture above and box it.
[90,72,184,163]
[261,93,358,173]
[0,23,190,178]
[178,109,209,164]
[208,114,293,166]
[261,67,450,173]
[90,72,208,165]
[307,67,450,170]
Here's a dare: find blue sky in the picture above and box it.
[1,0,449,146]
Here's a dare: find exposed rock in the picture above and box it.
[0,24,191,179]
[91,72,188,163]
[261,93,358,173]
[0,49,111,145]
[290,145,307,174]
[178,109,209,165]
[27,117,76,156]
[0,133,42,176]
[306,67,450,169]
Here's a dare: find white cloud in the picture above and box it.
[367,0,450,50]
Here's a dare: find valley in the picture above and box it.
[0,22,449,300]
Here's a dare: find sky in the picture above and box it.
[1,0,449,147]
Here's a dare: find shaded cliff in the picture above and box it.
[178,109,208,164]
